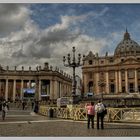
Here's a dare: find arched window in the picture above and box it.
[88,60,93,65]
[88,81,93,92]
[110,84,115,93]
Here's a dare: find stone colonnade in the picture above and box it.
[0,78,71,101]
[84,69,139,94]
[104,69,138,93]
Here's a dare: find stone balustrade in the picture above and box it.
[39,106,140,122]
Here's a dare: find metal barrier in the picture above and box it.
[39,106,140,122]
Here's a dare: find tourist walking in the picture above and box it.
[2,101,8,120]
[22,100,26,110]
[85,101,95,129]
[0,101,2,111]
[34,101,39,113]
[95,100,105,129]
[31,100,35,110]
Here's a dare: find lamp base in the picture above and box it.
[69,94,80,104]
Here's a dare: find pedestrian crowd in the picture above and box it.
[0,99,40,120]
[85,100,107,130]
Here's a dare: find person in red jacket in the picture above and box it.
[85,101,95,129]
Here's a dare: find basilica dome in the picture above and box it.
[114,30,140,57]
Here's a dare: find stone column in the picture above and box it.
[62,84,64,97]
[13,80,16,101]
[59,82,62,97]
[50,80,54,100]
[105,71,109,94]
[54,80,58,99]
[47,84,50,95]
[96,72,100,94]
[115,71,118,94]
[69,84,72,96]
[135,69,138,92]
[20,80,24,100]
[65,85,67,96]
[83,73,88,94]
[63,83,66,96]
[60,82,64,97]
[125,69,128,93]
[28,80,31,88]
[5,79,8,101]
[118,71,122,93]
[58,81,60,97]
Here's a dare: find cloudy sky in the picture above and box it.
[0,3,140,76]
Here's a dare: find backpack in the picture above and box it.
[97,103,104,113]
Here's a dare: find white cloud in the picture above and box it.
[0,4,110,76]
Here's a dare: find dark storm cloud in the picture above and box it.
[0,4,30,37]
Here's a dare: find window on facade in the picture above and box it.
[101,72,104,76]
[89,60,93,65]
[99,72,105,80]
[109,71,115,79]
[89,72,92,79]
[137,58,140,60]
[121,70,125,80]
[122,87,125,93]
[101,60,104,64]
[121,59,124,62]
[109,58,114,63]
[110,84,115,93]
[88,81,93,92]
[131,51,134,54]
[138,85,140,92]
[128,70,134,79]
[138,71,140,79]
[129,83,134,93]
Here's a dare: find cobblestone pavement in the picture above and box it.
[0,108,140,136]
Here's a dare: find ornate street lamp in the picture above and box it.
[35,67,39,101]
[35,77,39,101]
[63,46,84,104]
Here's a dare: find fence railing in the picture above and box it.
[39,106,140,122]
[107,107,140,122]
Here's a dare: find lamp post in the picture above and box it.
[35,67,39,102]
[63,46,83,104]
[35,77,39,101]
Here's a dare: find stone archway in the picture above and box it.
[110,84,115,93]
